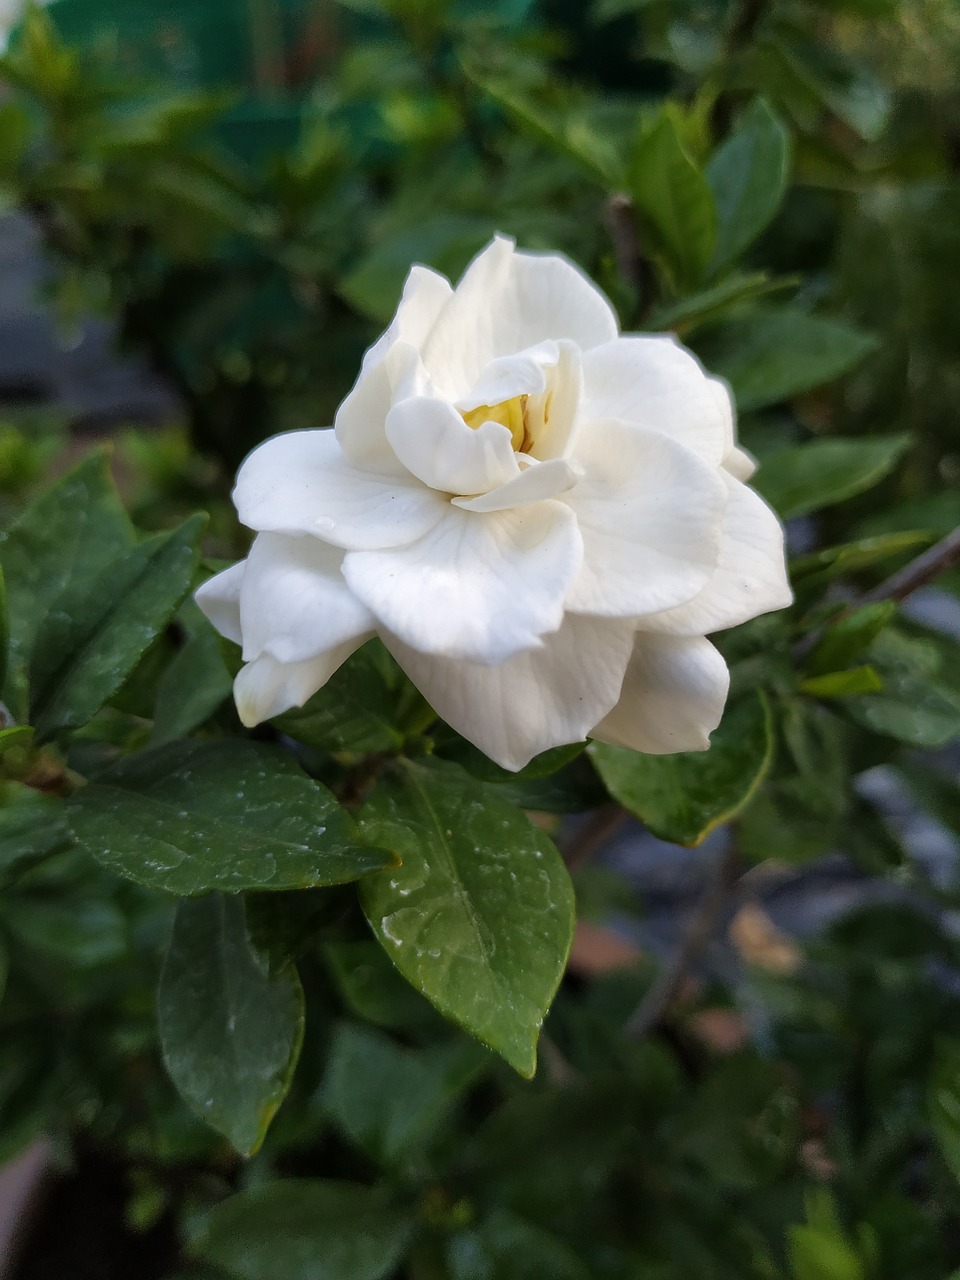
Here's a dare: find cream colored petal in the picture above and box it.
[233,640,368,727]
[385,395,520,496]
[195,561,245,646]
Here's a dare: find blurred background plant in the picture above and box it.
[1,1,960,1278]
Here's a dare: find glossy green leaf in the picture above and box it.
[845,629,960,747]
[0,783,75,886]
[67,740,393,895]
[149,601,232,746]
[800,666,882,698]
[192,1180,412,1280]
[0,451,133,718]
[274,641,404,755]
[628,111,717,289]
[158,894,304,1155]
[753,435,911,520]
[590,692,773,846]
[322,1022,486,1166]
[358,759,575,1076]
[806,602,897,675]
[706,98,790,275]
[694,306,878,411]
[29,514,206,740]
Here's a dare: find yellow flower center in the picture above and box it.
[461,395,533,454]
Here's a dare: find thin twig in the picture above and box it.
[794,521,960,663]
[603,194,657,318]
[625,840,741,1039]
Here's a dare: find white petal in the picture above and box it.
[386,613,637,771]
[456,342,556,410]
[233,642,364,727]
[527,339,584,461]
[580,336,731,467]
[234,428,447,550]
[564,421,726,617]
[343,501,583,665]
[195,561,245,646]
[591,634,729,754]
[641,475,792,636]
[453,457,582,512]
[706,375,757,480]
[238,533,375,663]
[724,445,757,481]
[420,236,619,400]
[334,267,453,468]
[385,396,520,496]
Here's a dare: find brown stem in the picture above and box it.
[625,839,740,1039]
[603,194,657,318]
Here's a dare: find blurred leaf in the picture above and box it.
[6,895,127,969]
[149,601,232,746]
[806,602,897,675]
[694,307,878,411]
[628,110,716,289]
[30,515,206,740]
[845,629,960,747]
[647,271,795,335]
[590,692,773,845]
[787,1191,866,1280]
[789,531,932,584]
[0,783,75,886]
[0,451,133,719]
[358,759,575,1076]
[192,1181,412,1280]
[67,740,392,895]
[0,101,31,175]
[799,666,882,698]
[930,1040,960,1186]
[0,564,7,698]
[447,1211,591,1280]
[753,435,911,520]
[159,894,304,1156]
[706,98,790,276]
[323,940,440,1031]
[322,1022,485,1166]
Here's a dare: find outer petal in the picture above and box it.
[564,421,726,617]
[233,642,365,727]
[706,374,757,480]
[386,613,637,771]
[591,633,729,754]
[334,266,453,468]
[580,336,731,467]
[641,475,792,637]
[456,342,555,410]
[420,236,619,400]
[238,533,375,663]
[385,396,520,496]
[343,501,583,665]
[195,561,245,645]
[234,428,447,550]
[453,457,582,512]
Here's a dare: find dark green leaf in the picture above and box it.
[6,896,127,969]
[149,601,232,746]
[845,629,960,747]
[158,894,304,1155]
[0,564,8,698]
[322,1022,486,1166]
[929,1041,960,1186]
[67,740,393,895]
[358,759,575,1076]
[0,783,75,886]
[628,111,717,289]
[706,98,790,276]
[753,435,911,520]
[30,515,206,739]
[192,1180,412,1280]
[0,451,133,718]
[323,940,441,1031]
[806,602,897,675]
[694,307,878,411]
[647,271,795,335]
[799,666,883,698]
[447,1212,591,1280]
[274,641,404,755]
[590,692,773,846]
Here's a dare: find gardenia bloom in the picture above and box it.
[197,236,791,771]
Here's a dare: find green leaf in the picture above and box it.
[274,641,404,755]
[788,1192,866,1280]
[706,98,790,276]
[149,601,232,746]
[929,1041,960,1186]
[806,602,897,675]
[799,666,882,699]
[647,271,795,335]
[694,306,878,411]
[845,629,960,747]
[0,565,8,698]
[192,1180,412,1280]
[789,531,931,584]
[448,1212,591,1280]
[0,783,75,886]
[67,740,393,895]
[29,515,206,740]
[628,110,717,289]
[590,692,773,846]
[323,940,441,1031]
[358,759,575,1077]
[158,894,304,1156]
[0,451,133,718]
[752,435,911,520]
[322,1022,486,1166]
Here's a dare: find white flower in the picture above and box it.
[197,236,791,771]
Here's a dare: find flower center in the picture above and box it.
[461,395,534,454]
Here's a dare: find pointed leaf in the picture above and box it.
[590,692,773,846]
[706,98,790,275]
[192,1180,412,1280]
[753,435,911,520]
[159,894,304,1155]
[67,740,393,894]
[358,759,575,1077]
